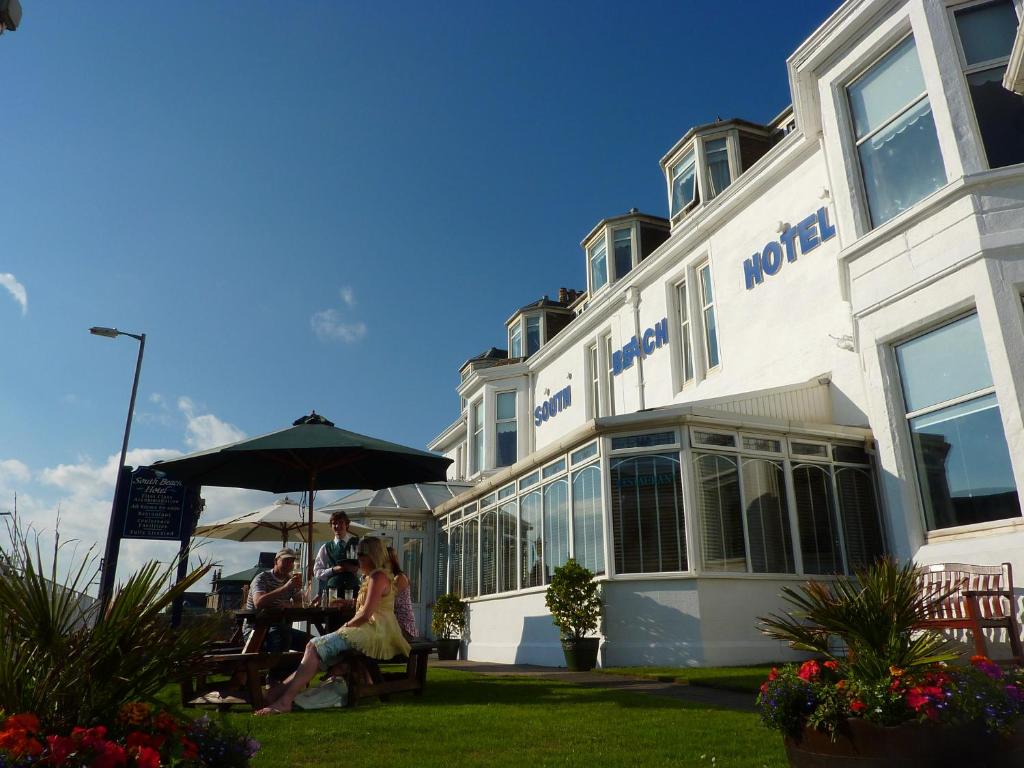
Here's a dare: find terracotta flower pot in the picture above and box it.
[784,718,1024,768]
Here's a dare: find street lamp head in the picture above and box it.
[89,326,120,338]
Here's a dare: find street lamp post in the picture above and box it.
[90,326,146,610]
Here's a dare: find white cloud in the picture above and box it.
[177,397,246,450]
[0,273,27,315]
[339,286,356,308]
[311,309,367,343]
[0,458,30,485]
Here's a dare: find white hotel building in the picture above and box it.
[421,0,1024,667]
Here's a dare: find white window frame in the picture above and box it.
[471,399,485,475]
[509,322,522,358]
[674,277,696,386]
[586,342,601,419]
[494,390,517,468]
[669,146,700,221]
[603,332,617,416]
[588,234,609,296]
[697,261,721,371]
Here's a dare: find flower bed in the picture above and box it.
[0,703,259,767]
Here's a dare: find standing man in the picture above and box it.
[313,511,361,599]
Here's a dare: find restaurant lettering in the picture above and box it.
[743,206,836,290]
[612,318,669,376]
[534,385,572,426]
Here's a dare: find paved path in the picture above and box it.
[432,660,757,712]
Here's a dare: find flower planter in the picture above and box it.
[784,719,1024,768]
[560,637,599,671]
[436,638,461,661]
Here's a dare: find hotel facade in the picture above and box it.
[418,0,1024,667]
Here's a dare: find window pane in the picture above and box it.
[498,501,517,591]
[498,483,515,500]
[742,458,795,574]
[463,518,478,597]
[835,467,885,571]
[611,453,687,573]
[590,237,608,291]
[496,422,517,469]
[611,431,675,450]
[572,464,605,575]
[966,67,1024,169]
[496,391,516,420]
[671,151,698,215]
[450,524,464,597]
[678,282,694,382]
[705,137,731,198]
[613,227,633,280]
[849,37,926,139]
[743,436,782,453]
[480,509,497,595]
[910,393,1021,530]
[435,528,448,596]
[955,1,1017,66]
[542,458,566,478]
[857,97,946,226]
[519,471,539,491]
[526,316,541,356]
[510,325,522,358]
[700,265,720,368]
[543,479,570,582]
[520,492,543,588]
[896,314,993,412]
[695,453,745,572]
[693,430,736,448]
[792,464,843,575]
[571,442,598,464]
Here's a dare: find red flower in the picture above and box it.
[153,713,178,734]
[797,660,821,682]
[850,699,867,714]
[180,737,199,760]
[45,734,76,764]
[767,667,779,682]
[134,745,161,768]
[93,741,127,768]
[823,660,839,671]
[2,714,40,733]
[125,731,164,751]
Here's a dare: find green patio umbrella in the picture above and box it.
[151,412,451,581]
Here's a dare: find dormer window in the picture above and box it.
[661,119,777,230]
[506,296,578,360]
[588,235,608,292]
[670,149,699,217]
[581,212,669,297]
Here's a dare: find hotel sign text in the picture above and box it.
[743,206,836,290]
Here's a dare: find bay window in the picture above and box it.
[895,313,1021,530]
[847,36,946,227]
[952,0,1024,169]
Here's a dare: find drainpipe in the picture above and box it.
[528,368,536,456]
[627,286,646,411]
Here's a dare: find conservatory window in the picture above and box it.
[610,453,687,574]
[519,491,543,588]
[572,462,604,575]
[543,478,570,582]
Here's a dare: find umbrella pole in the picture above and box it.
[307,473,316,584]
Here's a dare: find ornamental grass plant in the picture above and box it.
[755,558,1024,739]
[0,515,216,732]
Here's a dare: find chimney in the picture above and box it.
[558,287,568,304]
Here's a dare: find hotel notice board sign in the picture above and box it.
[122,468,187,541]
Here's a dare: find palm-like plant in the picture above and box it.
[758,558,958,680]
[0,517,216,731]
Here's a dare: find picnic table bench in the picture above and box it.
[916,561,1023,663]
[329,641,435,707]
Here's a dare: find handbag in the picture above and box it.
[292,677,349,710]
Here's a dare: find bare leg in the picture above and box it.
[254,642,320,715]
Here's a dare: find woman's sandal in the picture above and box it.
[253,704,288,716]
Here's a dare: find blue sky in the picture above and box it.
[0,0,840,586]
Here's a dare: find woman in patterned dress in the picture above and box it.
[387,545,419,640]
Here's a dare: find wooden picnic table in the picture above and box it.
[235,603,356,653]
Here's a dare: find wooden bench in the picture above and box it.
[180,650,305,710]
[917,562,1023,663]
[328,641,435,707]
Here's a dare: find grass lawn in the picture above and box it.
[176,668,785,768]
[598,665,775,694]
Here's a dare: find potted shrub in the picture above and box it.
[756,558,1024,767]
[545,558,602,671]
[431,592,466,660]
